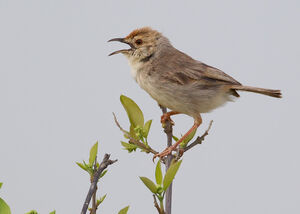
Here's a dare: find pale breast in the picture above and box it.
[128,57,142,81]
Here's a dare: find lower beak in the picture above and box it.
[108,37,133,56]
[108,49,130,56]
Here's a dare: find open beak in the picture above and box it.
[108,38,134,56]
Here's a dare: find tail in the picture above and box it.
[231,85,282,98]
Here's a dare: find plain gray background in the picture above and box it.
[1,0,299,213]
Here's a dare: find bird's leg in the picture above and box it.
[154,116,202,160]
[161,111,180,126]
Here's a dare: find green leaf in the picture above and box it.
[155,161,163,185]
[76,162,87,171]
[0,198,11,214]
[89,142,98,166]
[180,129,197,148]
[120,95,144,127]
[99,194,107,204]
[139,177,157,193]
[118,206,130,214]
[157,186,163,195]
[129,125,138,140]
[49,211,56,214]
[83,160,93,175]
[172,135,179,142]
[143,120,152,138]
[133,126,144,140]
[121,141,137,153]
[25,210,37,214]
[100,170,107,178]
[0,182,2,189]
[163,160,182,191]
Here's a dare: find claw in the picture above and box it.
[152,146,176,161]
[161,114,175,126]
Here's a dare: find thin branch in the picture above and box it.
[81,154,117,214]
[153,195,164,214]
[113,113,158,155]
[90,157,98,214]
[90,191,97,214]
[183,120,213,153]
[113,112,130,135]
[160,106,173,214]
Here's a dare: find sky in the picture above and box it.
[0,0,299,213]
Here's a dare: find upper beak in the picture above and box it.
[108,38,125,43]
[108,37,134,56]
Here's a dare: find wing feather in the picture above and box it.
[153,47,241,86]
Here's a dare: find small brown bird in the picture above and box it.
[108,27,281,159]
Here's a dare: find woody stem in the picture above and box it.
[160,106,173,214]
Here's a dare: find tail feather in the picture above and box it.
[230,85,282,98]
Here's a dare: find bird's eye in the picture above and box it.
[135,39,143,45]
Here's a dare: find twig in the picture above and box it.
[81,154,117,214]
[183,120,213,153]
[160,106,173,214]
[113,113,158,155]
[153,195,164,214]
[90,191,97,214]
[90,158,98,214]
[113,112,130,135]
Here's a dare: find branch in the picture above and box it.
[81,154,117,214]
[90,158,98,214]
[160,106,173,214]
[90,190,97,214]
[183,120,213,153]
[160,107,173,141]
[113,113,158,155]
[153,195,164,214]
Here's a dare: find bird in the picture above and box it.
[108,27,281,159]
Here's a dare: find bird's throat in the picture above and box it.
[128,57,143,81]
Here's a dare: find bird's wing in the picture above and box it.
[190,61,241,85]
[158,49,241,86]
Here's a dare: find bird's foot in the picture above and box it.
[161,113,175,126]
[153,145,176,161]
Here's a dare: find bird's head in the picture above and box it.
[108,27,165,61]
